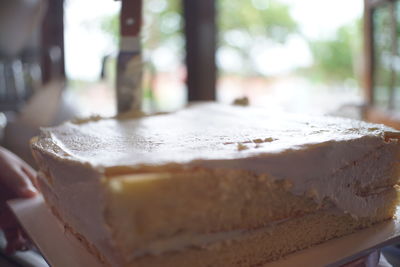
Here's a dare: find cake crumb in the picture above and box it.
[253,137,276,144]
[232,96,249,106]
[306,188,319,199]
[282,180,293,190]
[237,143,249,151]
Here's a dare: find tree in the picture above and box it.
[304,20,362,85]
[101,0,298,76]
[218,0,298,75]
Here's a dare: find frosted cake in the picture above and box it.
[31,103,400,267]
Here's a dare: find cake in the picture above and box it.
[30,103,400,267]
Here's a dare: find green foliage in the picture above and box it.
[218,0,298,75]
[144,0,182,49]
[101,0,297,48]
[101,13,119,45]
[304,20,362,84]
[219,0,298,44]
[100,0,362,86]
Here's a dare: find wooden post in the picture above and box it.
[41,0,65,84]
[363,0,374,106]
[116,0,143,113]
[388,0,397,110]
[183,0,217,101]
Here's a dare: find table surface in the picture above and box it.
[8,195,400,267]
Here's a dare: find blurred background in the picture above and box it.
[65,0,364,116]
[2,0,400,266]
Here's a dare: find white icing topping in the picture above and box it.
[34,103,398,169]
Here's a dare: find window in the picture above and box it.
[366,0,400,111]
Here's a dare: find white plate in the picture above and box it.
[8,195,101,267]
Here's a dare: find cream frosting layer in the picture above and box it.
[130,216,293,258]
[33,103,399,168]
[31,103,400,266]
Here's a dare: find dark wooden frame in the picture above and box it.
[183,0,217,101]
[364,0,375,105]
[40,0,65,84]
[363,0,400,128]
[364,0,399,105]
